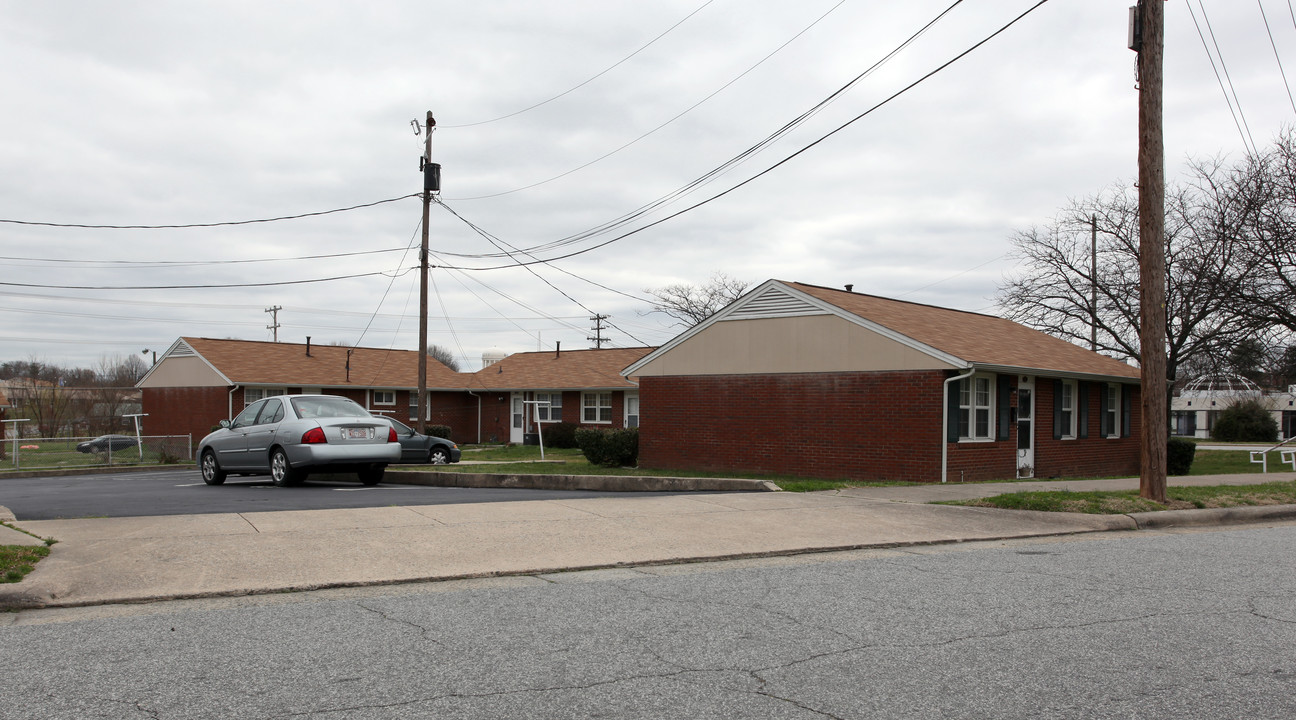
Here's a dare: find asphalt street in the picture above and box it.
[0,468,692,520]
[3,522,1294,719]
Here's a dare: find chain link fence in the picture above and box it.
[0,435,192,471]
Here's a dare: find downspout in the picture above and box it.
[941,367,976,484]
[228,385,241,422]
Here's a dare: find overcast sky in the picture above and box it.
[2,0,1293,373]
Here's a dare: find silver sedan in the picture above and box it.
[198,394,401,487]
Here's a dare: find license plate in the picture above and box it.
[345,428,370,440]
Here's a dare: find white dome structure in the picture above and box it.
[1179,373,1264,400]
[481,348,507,369]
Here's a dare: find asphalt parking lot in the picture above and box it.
[0,468,689,520]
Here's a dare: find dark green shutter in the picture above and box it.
[1122,384,1132,437]
[947,376,961,443]
[1099,384,1110,437]
[997,374,1011,441]
[1077,381,1089,439]
[1053,379,1063,440]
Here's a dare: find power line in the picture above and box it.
[1184,0,1255,154]
[1258,0,1296,115]
[0,270,403,291]
[0,246,411,268]
[447,0,851,201]
[434,198,651,344]
[0,194,417,230]
[435,198,650,304]
[436,0,1047,272]
[440,0,715,128]
[433,0,964,264]
[0,288,585,321]
[1189,0,1257,154]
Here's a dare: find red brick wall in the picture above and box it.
[1032,380,1142,479]
[640,371,949,482]
[141,387,230,447]
[640,371,1142,483]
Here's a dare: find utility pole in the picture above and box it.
[1133,0,1167,502]
[588,314,609,349]
[416,111,437,433]
[1090,215,1098,352]
[265,306,282,342]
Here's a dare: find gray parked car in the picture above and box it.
[385,418,461,465]
[198,394,401,487]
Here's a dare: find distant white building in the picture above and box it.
[1171,375,1296,440]
[481,348,507,369]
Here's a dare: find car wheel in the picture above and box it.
[270,448,299,487]
[359,464,385,486]
[200,451,226,485]
[428,447,450,465]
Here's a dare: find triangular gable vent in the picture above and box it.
[169,340,197,358]
[722,285,828,321]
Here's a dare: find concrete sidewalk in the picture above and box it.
[2,472,1294,610]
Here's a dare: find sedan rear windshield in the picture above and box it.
[291,396,371,419]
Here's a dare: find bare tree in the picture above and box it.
[996,171,1253,398]
[425,344,461,372]
[644,272,751,327]
[86,354,145,435]
[1233,129,1296,339]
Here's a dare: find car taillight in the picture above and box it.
[387,427,398,442]
[301,427,327,444]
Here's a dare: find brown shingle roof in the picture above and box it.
[788,282,1140,380]
[466,347,653,390]
[174,338,654,391]
[181,337,465,389]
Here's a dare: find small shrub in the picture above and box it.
[427,425,453,440]
[1211,400,1278,443]
[543,422,580,449]
[1167,437,1196,476]
[576,427,639,467]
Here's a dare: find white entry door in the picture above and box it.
[510,392,525,444]
[1017,376,1034,478]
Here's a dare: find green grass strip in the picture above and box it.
[0,545,50,584]
[944,480,1296,514]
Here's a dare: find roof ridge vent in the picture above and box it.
[723,285,827,321]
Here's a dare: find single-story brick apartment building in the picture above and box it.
[624,280,1142,483]
[136,337,649,445]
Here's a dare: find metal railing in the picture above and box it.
[1,435,191,471]
[1250,436,1296,473]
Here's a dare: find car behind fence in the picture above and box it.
[0,435,192,471]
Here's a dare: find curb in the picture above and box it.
[1126,503,1296,529]
[386,470,779,493]
[0,464,189,481]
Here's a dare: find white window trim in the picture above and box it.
[244,387,287,406]
[534,392,563,423]
[582,392,613,424]
[373,389,396,406]
[1059,379,1078,440]
[958,374,996,442]
[1104,383,1121,439]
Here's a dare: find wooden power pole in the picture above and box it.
[1135,1,1167,502]
[417,111,436,434]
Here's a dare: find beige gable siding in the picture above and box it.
[633,315,957,377]
[138,356,228,388]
